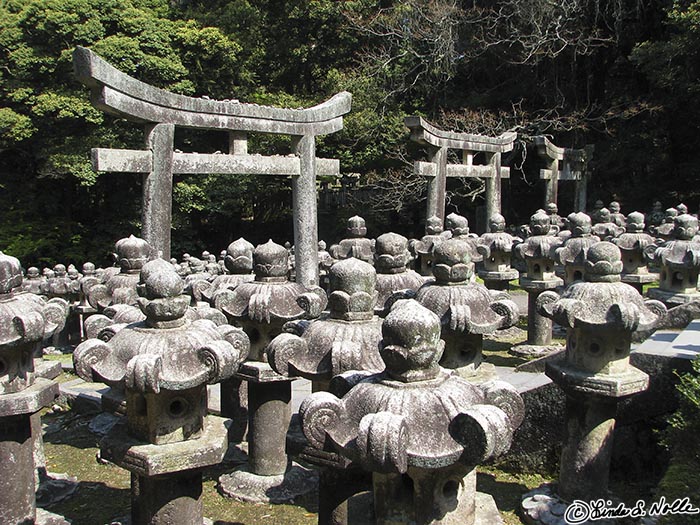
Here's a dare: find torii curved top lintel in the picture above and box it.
[405,116,517,153]
[73,46,352,135]
[534,136,589,163]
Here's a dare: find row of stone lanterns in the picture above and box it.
[4,201,682,524]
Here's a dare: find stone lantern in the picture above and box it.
[214,240,326,489]
[648,214,700,305]
[652,207,679,241]
[590,199,605,224]
[300,299,524,524]
[317,240,335,289]
[410,215,450,277]
[203,237,255,304]
[609,201,626,228]
[415,238,519,379]
[23,266,46,295]
[373,233,425,315]
[591,208,624,241]
[214,239,326,359]
[477,213,520,290]
[86,235,154,311]
[646,200,665,229]
[545,202,565,232]
[223,258,384,503]
[612,211,658,293]
[0,251,67,525]
[511,210,563,357]
[445,213,482,265]
[329,215,375,265]
[42,263,77,301]
[521,242,665,525]
[553,212,600,285]
[74,258,249,525]
[268,257,384,390]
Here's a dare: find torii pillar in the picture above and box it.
[535,136,594,212]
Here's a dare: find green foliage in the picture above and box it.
[665,358,700,461]
[629,0,700,202]
[0,107,36,144]
[0,0,249,179]
[0,0,698,264]
[657,357,700,524]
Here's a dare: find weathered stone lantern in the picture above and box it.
[22,266,45,295]
[203,237,255,304]
[215,239,326,359]
[477,213,520,290]
[445,212,482,265]
[521,242,665,525]
[612,211,658,293]
[227,258,384,503]
[214,240,326,497]
[300,299,524,524]
[411,215,450,277]
[268,257,384,390]
[86,235,154,311]
[545,202,565,232]
[329,215,375,265]
[648,213,700,305]
[652,207,678,241]
[373,233,425,315]
[512,210,563,357]
[609,201,626,228]
[42,264,77,302]
[415,238,519,379]
[646,200,664,228]
[591,208,624,241]
[0,252,67,525]
[74,258,249,525]
[553,212,600,285]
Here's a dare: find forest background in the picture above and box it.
[0,0,698,266]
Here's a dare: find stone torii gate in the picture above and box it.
[73,46,351,287]
[534,136,594,212]
[405,116,516,227]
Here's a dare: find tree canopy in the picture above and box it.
[0,0,697,265]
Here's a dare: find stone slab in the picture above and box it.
[546,362,649,398]
[0,378,59,417]
[218,461,318,504]
[621,273,658,284]
[634,320,700,359]
[622,323,699,423]
[101,416,229,477]
[235,361,294,383]
[519,277,563,292]
[35,508,71,525]
[475,491,505,525]
[34,359,62,380]
[495,366,553,393]
[344,489,503,524]
[60,378,110,413]
[515,350,565,374]
[510,344,564,358]
[494,366,564,473]
[647,288,700,306]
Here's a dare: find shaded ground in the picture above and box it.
[41,379,554,525]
